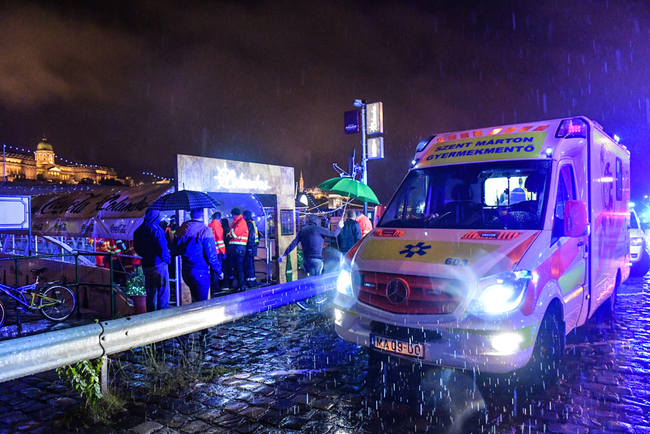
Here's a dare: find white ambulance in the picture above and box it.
[334,117,630,380]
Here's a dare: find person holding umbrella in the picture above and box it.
[172,208,224,303]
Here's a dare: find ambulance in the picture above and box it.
[334,117,630,379]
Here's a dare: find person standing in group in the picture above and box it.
[280,214,342,277]
[133,209,171,312]
[220,216,231,287]
[208,212,227,295]
[355,210,373,237]
[338,210,362,254]
[227,208,248,291]
[242,210,260,288]
[164,218,175,247]
[171,208,223,303]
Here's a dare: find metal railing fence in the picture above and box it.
[0,272,338,383]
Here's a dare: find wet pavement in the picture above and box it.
[2,274,650,433]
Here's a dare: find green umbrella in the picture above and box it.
[317,177,380,204]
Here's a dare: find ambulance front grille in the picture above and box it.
[355,272,465,315]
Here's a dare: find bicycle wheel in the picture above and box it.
[0,299,5,327]
[39,285,76,321]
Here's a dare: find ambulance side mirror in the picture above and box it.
[564,200,589,237]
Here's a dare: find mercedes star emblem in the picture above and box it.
[386,279,409,305]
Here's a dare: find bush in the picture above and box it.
[124,267,146,295]
[56,358,125,426]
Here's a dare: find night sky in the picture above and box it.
[1,0,650,203]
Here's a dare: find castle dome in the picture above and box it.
[37,138,53,152]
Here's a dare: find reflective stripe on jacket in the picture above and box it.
[208,219,226,254]
[247,220,260,247]
[228,215,249,246]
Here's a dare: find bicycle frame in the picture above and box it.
[0,280,39,310]
[0,276,61,310]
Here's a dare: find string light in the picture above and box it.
[142,171,174,181]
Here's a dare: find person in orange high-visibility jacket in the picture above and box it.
[122,240,141,273]
[227,208,248,291]
[243,210,260,288]
[90,238,106,267]
[356,211,373,237]
[208,211,227,294]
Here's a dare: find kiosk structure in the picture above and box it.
[175,154,297,292]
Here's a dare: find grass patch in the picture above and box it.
[115,335,238,398]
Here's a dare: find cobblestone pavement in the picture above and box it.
[2,274,650,433]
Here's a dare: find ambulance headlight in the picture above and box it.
[337,263,355,298]
[469,270,532,314]
[631,236,644,247]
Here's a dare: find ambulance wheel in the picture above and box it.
[600,271,621,320]
[518,310,562,391]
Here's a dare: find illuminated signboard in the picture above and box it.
[366,102,384,135]
[368,137,384,160]
[213,164,271,191]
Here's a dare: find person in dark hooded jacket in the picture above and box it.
[337,210,362,254]
[280,214,342,276]
[133,209,171,311]
[171,209,224,302]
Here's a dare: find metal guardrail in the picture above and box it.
[0,273,338,383]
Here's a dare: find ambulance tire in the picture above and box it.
[518,310,562,391]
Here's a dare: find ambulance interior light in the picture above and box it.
[556,118,588,139]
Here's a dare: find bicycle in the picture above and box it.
[0,267,77,327]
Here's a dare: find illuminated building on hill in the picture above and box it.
[1,137,122,184]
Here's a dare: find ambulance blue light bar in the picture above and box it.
[556,118,588,139]
[416,135,435,153]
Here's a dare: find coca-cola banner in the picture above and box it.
[31,184,171,239]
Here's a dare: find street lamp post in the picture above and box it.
[354,99,369,214]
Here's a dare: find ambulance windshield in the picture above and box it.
[378,160,552,230]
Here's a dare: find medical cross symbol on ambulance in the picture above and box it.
[399,242,431,258]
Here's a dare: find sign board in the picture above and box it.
[368,137,385,160]
[366,102,384,135]
[30,184,170,238]
[0,195,30,230]
[280,209,295,236]
[344,110,360,134]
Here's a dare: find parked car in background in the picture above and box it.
[630,209,650,277]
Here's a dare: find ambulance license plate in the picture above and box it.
[370,334,425,358]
